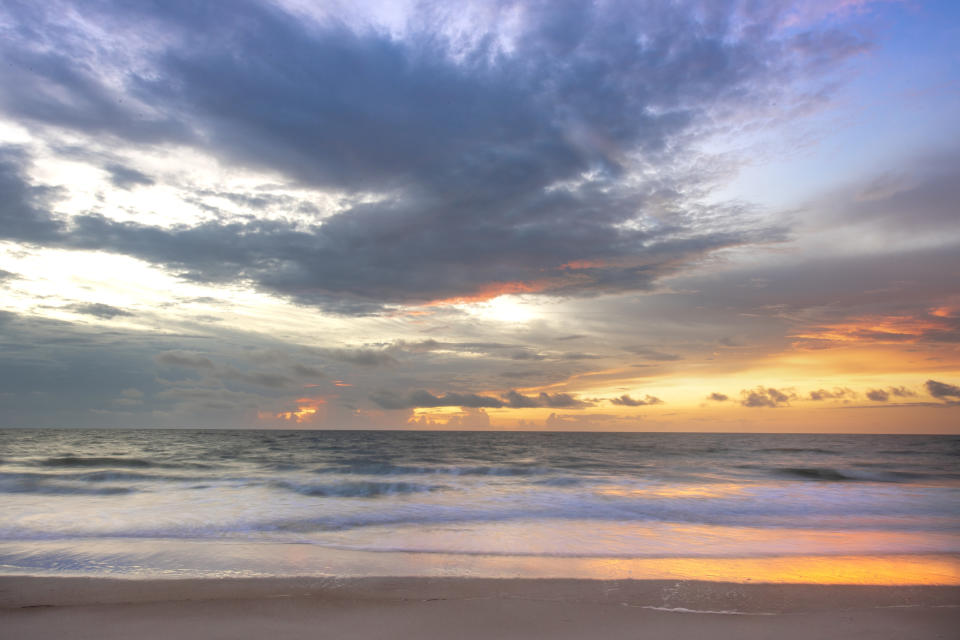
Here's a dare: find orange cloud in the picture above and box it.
[561,259,606,269]
[265,396,327,423]
[423,279,554,306]
[791,309,958,347]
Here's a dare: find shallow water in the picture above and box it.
[1,429,958,580]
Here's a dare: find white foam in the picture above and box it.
[639,605,777,616]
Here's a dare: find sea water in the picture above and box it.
[1,429,958,581]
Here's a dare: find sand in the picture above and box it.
[0,576,960,640]
[1,576,958,639]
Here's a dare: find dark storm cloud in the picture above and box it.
[0,0,864,312]
[0,146,64,242]
[0,1,192,144]
[609,394,663,406]
[105,164,155,190]
[741,387,794,408]
[925,379,960,404]
[192,189,322,217]
[67,303,134,319]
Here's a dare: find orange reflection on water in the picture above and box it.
[594,483,747,499]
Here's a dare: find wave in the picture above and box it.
[36,456,214,470]
[0,477,135,495]
[778,467,854,481]
[39,456,157,468]
[757,448,839,455]
[532,476,586,487]
[312,463,554,477]
[272,480,449,498]
[775,467,942,483]
[69,470,201,482]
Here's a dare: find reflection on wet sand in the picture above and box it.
[3,537,958,584]
[568,554,960,585]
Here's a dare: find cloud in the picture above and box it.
[623,346,683,361]
[707,392,728,402]
[219,368,293,389]
[824,150,960,235]
[105,163,155,189]
[0,146,64,242]
[388,340,516,355]
[809,387,856,401]
[887,386,916,398]
[544,412,621,428]
[67,303,134,319]
[292,364,325,378]
[370,390,505,410]
[925,379,960,403]
[502,390,590,409]
[321,348,396,367]
[156,351,215,370]
[372,388,590,410]
[609,394,663,407]
[866,386,916,402]
[559,352,604,361]
[407,407,490,429]
[741,387,794,408]
[0,0,868,312]
[510,351,547,361]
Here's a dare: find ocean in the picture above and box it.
[1,429,959,581]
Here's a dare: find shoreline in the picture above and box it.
[2,576,958,640]
[1,575,959,611]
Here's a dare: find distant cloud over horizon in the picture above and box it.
[741,387,795,408]
[610,394,663,407]
[926,380,960,404]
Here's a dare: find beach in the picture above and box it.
[2,576,959,639]
[4,0,960,635]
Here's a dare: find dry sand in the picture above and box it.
[2,576,958,639]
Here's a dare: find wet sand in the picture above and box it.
[1,576,958,640]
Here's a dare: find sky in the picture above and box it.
[0,0,958,432]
